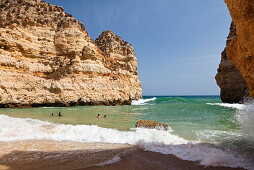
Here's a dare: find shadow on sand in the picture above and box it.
[0,142,246,170]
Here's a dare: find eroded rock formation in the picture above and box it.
[220,0,254,101]
[216,22,249,103]
[135,120,168,130]
[0,0,142,107]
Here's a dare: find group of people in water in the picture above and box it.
[97,114,106,118]
[51,112,62,117]
[51,112,106,119]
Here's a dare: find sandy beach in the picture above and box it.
[89,150,244,170]
[0,0,253,169]
[0,140,244,170]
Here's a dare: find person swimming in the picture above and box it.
[52,113,54,116]
[58,112,62,117]
[97,114,101,118]
[104,115,107,118]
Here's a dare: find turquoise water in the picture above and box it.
[0,96,253,169]
[0,96,241,140]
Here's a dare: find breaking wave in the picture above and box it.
[206,103,246,110]
[131,97,156,105]
[0,115,252,169]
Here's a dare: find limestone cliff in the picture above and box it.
[216,22,249,103]
[0,0,142,107]
[221,0,254,100]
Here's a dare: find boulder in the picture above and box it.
[135,120,168,130]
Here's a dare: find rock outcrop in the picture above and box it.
[219,0,254,101]
[0,0,142,107]
[135,120,168,130]
[95,31,138,76]
[216,22,249,103]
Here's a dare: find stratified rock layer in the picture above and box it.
[0,0,142,107]
[224,0,254,99]
[216,22,249,103]
[135,120,168,130]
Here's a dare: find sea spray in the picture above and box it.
[234,102,254,143]
[0,114,252,169]
[207,101,254,143]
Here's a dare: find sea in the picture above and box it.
[0,96,253,169]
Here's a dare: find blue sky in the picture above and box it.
[44,0,231,95]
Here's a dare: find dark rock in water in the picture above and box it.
[216,22,249,103]
[135,120,168,130]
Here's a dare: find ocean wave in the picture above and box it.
[0,115,185,144]
[139,142,250,169]
[206,103,246,110]
[234,105,254,144]
[196,130,244,143]
[207,102,254,149]
[0,115,252,169]
[131,97,156,105]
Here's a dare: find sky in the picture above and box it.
[44,0,231,96]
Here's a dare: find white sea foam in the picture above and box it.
[234,103,254,143]
[131,97,156,105]
[207,103,246,110]
[96,156,121,166]
[0,115,252,169]
[196,130,244,143]
[207,102,254,144]
[139,142,249,169]
[0,115,184,144]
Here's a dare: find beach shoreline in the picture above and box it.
[0,140,244,170]
[89,150,244,170]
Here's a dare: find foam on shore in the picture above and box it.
[0,114,252,169]
[96,156,121,167]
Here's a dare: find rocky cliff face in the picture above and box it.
[220,0,254,101]
[0,0,142,107]
[216,22,249,103]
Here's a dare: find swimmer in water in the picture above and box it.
[104,115,107,118]
[58,112,62,117]
[97,114,101,118]
[52,113,54,116]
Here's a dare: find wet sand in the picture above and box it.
[0,140,244,170]
[89,150,244,170]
